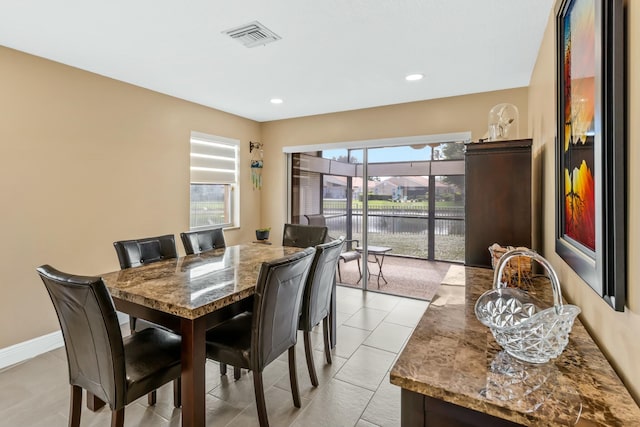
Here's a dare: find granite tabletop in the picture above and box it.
[389,265,640,426]
[102,243,304,319]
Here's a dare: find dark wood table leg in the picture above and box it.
[86,391,106,411]
[180,318,207,427]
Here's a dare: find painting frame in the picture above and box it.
[555,0,625,311]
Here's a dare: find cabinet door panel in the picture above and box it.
[464,139,532,267]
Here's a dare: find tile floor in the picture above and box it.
[0,286,429,426]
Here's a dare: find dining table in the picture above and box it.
[91,243,335,427]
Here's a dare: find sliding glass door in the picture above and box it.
[288,134,466,296]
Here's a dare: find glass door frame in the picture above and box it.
[285,131,471,291]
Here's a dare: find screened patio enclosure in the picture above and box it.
[288,135,467,293]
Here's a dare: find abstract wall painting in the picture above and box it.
[555,0,625,310]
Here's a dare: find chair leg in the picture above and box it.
[337,263,342,282]
[288,346,301,408]
[220,363,227,375]
[86,391,106,411]
[253,371,269,427]
[234,366,242,380]
[69,385,82,427]
[303,330,319,387]
[322,317,332,365]
[110,408,124,427]
[129,315,137,333]
[329,291,336,350]
[147,390,156,405]
[173,378,182,408]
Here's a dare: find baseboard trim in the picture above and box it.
[0,330,63,370]
[0,312,129,370]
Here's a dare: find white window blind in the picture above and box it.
[190,133,238,184]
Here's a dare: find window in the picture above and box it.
[190,132,239,229]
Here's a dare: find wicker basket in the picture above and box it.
[475,249,581,364]
[488,243,533,287]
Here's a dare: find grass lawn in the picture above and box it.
[349,232,464,263]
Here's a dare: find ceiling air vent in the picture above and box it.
[223,21,281,48]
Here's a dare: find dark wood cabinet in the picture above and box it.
[464,139,532,268]
[400,390,522,427]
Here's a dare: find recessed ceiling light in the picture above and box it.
[405,73,424,81]
[270,98,283,104]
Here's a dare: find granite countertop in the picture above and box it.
[102,243,303,319]
[390,265,640,426]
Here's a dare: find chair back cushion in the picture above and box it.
[252,247,315,370]
[299,237,345,331]
[304,214,327,226]
[113,234,177,269]
[36,265,125,407]
[282,224,328,248]
[180,228,226,255]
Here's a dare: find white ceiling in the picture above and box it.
[0,0,555,122]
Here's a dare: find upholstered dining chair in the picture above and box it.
[304,214,362,283]
[112,233,181,404]
[299,237,345,386]
[204,247,316,427]
[180,227,241,379]
[36,265,182,427]
[113,234,178,332]
[180,227,226,255]
[282,223,328,248]
[113,233,177,270]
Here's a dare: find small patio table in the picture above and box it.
[356,246,392,287]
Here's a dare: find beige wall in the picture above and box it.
[528,4,640,402]
[260,88,529,243]
[0,46,262,349]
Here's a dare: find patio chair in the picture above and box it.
[304,214,361,283]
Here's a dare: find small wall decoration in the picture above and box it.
[555,0,625,310]
[250,141,263,190]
